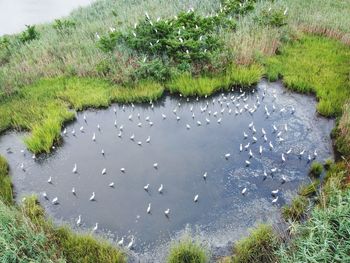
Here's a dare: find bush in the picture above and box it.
[133,58,171,82]
[19,25,39,43]
[167,239,208,263]
[233,224,279,263]
[282,196,309,221]
[309,162,323,177]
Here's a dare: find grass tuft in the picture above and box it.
[0,156,12,205]
[232,224,279,263]
[309,162,323,178]
[167,238,208,263]
[282,196,309,222]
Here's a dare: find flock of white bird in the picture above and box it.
[16,84,319,250]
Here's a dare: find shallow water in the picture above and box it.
[0,80,334,262]
[0,0,94,36]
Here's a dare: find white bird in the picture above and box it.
[164,208,171,218]
[271,189,279,196]
[162,113,166,119]
[263,134,268,142]
[20,163,25,171]
[284,124,288,131]
[262,128,266,135]
[272,196,279,204]
[158,184,163,193]
[109,182,115,187]
[92,223,98,232]
[197,121,202,126]
[203,172,207,180]
[217,118,222,124]
[137,122,142,127]
[117,237,124,246]
[282,153,286,162]
[248,122,254,128]
[79,126,84,132]
[76,215,81,226]
[286,148,292,154]
[245,160,251,166]
[314,150,318,158]
[144,184,149,191]
[300,149,305,156]
[243,132,248,138]
[241,187,247,195]
[147,203,151,214]
[271,167,277,173]
[269,141,274,149]
[72,129,76,135]
[63,128,67,135]
[52,197,59,205]
[186,124,191,129]
[102,168,107,175]
[259,145,263,155]
[252,136,257,142]
[42,192,48,199]
[72,187,76,195]
[101,149,105,155]
[128,114,133,120]
[153,163,158,169]
[92,133,96,141]
[194,194,199,202]
[244,143,250,150]
[97,124,100,130]
[120,168,125,173]
[240,144,243,152]
[83,114,87,122]
[137,141,142,146]
[176,116,180,121]
[118,131,122,137]
[127,237,134,249]
[273,125,277,132]
[146,136,151,143]
[225,153,231,159]
[48,177,52,184]
[90,192,95,201]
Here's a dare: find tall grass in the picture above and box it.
[278,189,350,263]
[0,156,12,205]
[335,102,350,157]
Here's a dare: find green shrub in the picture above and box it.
[167,239,208,263]
[309,162,323,177]
[233,224,279,263]
[134,58,171,82]
[324,159,333,170]
[19,25,39,43]
[282,196,309,221]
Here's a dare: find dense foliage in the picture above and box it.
[167,239,208,263]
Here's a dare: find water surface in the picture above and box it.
[0,80,334,262]
[0,0,94,35]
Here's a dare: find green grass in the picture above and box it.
[232,224,279,263]
[167,239,208,263]
[265,35,350,117]
[167,64,264,97]
[0,156,13,205]
[282,196,309,222]
[309,162,324,178]
[0,77,163,153]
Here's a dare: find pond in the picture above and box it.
[0,0,94,36]
[0,80,334,261]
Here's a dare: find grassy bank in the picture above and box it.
[0,156,126,262]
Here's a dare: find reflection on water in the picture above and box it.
[0,80,334,262]
[0,0,94,35]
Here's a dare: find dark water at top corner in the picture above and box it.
[0,79,334,262]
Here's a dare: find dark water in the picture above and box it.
[0,0,94,36]
[0,80,334,262]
